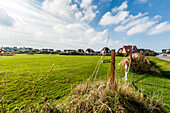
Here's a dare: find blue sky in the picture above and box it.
[0,0,170,52]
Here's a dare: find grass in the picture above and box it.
[0,54,169,112]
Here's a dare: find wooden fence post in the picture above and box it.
[130,46,132,65]
[110,49,115,85]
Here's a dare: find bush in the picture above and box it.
[50,51,57,54]
[144,52,157,56]
[3,52,15,56]
[27,51,34,55]
[59,52,70,55]
[115,52,124,56]
[37,51,50,54]
[59,52,84,55]
[116,53,129,57]
[124,53,129,57]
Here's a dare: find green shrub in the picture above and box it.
[59,52,84,55]
[124,53,129,57]
[27,51,34,55]
[115,52,124,56]
[144,52,157,56]
[3,52,15,56]
[115,53,129,57]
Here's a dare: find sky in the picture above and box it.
[0,0,170,52]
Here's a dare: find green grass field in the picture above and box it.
[0,54,169,111]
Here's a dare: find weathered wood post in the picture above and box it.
[110,49,115,85]
[130,46,132,65]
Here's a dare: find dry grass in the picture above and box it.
[118,53,160,74]
[56,80,164,113]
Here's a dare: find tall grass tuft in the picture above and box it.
[58,80,164,113]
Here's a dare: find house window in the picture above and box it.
[127,49,130,52]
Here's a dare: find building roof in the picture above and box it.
[85,48,95,53]
[78,49,84,53]
[101,47,111,53]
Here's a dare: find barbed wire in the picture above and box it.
[88,37,110,81]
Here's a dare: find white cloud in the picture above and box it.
[112,1,128,13]
[99,1,129,25]
[148,21,170,35]
[115,16,149,32]
[153,15,162,20]
[80,5,98,22]
[137,0,148,3]
[0,0,107,50]
[109,1,169,36]
[99,11,129,25]
[88,29,108,45]
[80,0,92,8]
[127,21,158,36]
[42,0,76,20]
[121,12,148,25]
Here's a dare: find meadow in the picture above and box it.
[0,54,169,111]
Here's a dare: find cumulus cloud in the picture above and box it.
[104,0,169,36]
[99,11,129,25]
[99,1,129,25]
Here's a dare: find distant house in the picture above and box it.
[64,49,76,53]
[42,49,49,52]
[34,49,40,52]
[25,48,33,51]
[138,49,155,53]
[48,49,54,52]
[138,49,145,53]
[85,48,95,53]
[4,47,12,51]
[101,47,111,54]
[77,49,84,53]
[117,48,123,53]
[117,45,138,53]
[162,49,170,53]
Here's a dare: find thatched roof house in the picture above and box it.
[78,49,84,53]
[117,45,138,53]
[101,47,111,54]
[85,48,95,53]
